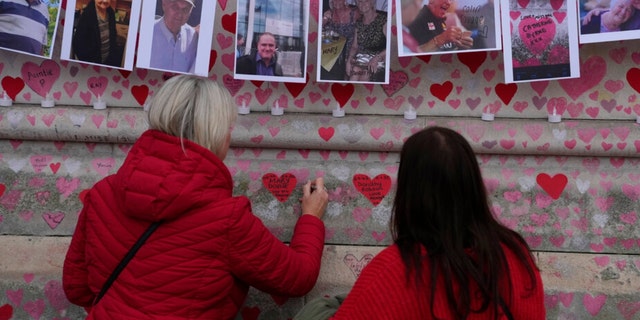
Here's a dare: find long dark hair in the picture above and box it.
[391,126,538,319]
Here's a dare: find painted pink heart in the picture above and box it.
[518,16,556,55]
[63,81,78,97]
[222,74,243,96]
[20,60,61,98]
[87,76,108,98]
[42,212,65,229]
[559,56,606,100]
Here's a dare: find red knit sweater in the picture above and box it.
[332,244,545,319]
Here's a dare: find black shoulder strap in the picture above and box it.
[498,294,514,320]
[93,221,162,305]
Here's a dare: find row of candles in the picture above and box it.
[0,90,631,125]
[244,99,566,123]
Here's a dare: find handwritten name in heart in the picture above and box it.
[262,173,297,202]
[353,174,391,206]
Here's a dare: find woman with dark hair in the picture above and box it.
[330,127,545,319]
[72,0,123,66]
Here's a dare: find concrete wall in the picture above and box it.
[0,1,640,318]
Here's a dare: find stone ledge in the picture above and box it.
[1,105,640,157]
[1,236,639,319]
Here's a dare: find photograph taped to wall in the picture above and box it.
[316,0,390,83]
[397,0,501,57]
[136,0,214,76]
[501,0,580,83]
[0,0,62,59]
[579,0,640,43]
[61,0,141,70]
[235,0,310,83]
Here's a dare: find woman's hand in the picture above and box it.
[582,8,604,25]
[368,54,381,73]
[301,178,329,219]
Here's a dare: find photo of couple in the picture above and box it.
[579,0,640,43]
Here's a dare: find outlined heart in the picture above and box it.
[331,83,355,107]
[536,173,567,200]
[343,253,374,278]
[353,174,391,206]
[262,173,297,202]
[1,76,25,100]
[21,60,61,97]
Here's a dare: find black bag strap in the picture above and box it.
[93,221,162,305]
[497,294,514,320]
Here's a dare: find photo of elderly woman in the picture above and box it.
[579,0,640,43]
[61,0,141,69]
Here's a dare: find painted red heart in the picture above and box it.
[536,173,567,200]
[221,12,236,34]
[353,174,392,206]
[430,81,453,101]
[627,68,640,94]
[0,304,13,320]
[251,80,264,88]
[208,50,217,72]
[284,74,308,98]
[262,173,297,202]
[495,83,518,105]
[416,55,431,64]
[318,127,335,141]
[131,85,149,106]
[0,183,5,198]
[1,76,25,100]
[118,69,131,78]
[457,51,486,74]
[331,83,354,107]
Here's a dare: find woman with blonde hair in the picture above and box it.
[63,75,329,319]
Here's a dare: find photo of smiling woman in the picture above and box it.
[234,0,309,83]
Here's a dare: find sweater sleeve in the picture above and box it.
[62,193,95,308]
[226,197,325,297]
[331,246,418,320]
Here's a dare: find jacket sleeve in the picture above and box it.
[72,8,96,62]
[62,193,95,308]
[226,197,325,297]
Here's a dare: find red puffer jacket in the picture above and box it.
[63,130,325,319]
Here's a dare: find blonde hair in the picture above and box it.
[147,75,236,158]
